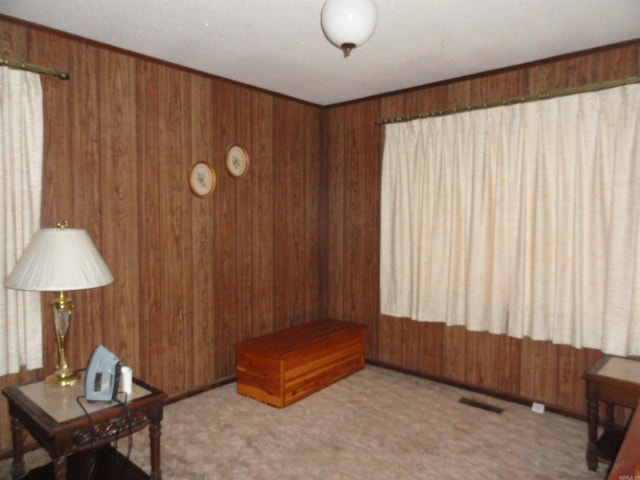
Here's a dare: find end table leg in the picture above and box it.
[52,456,68,480]
[149,422,163,480]
[586,395,598,471]
[604,403,615,434]
[9,417,26,479]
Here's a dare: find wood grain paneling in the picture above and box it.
[324,107,346,322]
[0,17,322,456]
[273,98,321,329]
[100,49,140,370]
[246,90,275,340]
[190,73,216,385]
[157,66,193,394]
[68,40,105,367]
[1,12,639,459]
[325,40,640,419]
[136,58,162,389]
[211,81,239,379]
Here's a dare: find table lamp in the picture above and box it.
[5,222,113,387]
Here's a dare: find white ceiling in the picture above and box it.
[2,1,640,106]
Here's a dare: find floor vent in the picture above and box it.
[458,397,504,414]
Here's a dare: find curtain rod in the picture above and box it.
[1,55,69,80]
[376,75,640,126]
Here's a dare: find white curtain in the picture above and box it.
[380,83,640,356]
[0,68,43,375]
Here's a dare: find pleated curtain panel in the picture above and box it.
[0,68,44,375]
[380,83,640,356]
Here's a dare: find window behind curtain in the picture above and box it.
[380,83,640,356]
[0,68,44,374]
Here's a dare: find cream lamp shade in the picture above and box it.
[321,0,378,57]
[5,225,113,387]
[5,228,113,291]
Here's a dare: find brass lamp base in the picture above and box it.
[47,290,81,388]
[45,369,81,387]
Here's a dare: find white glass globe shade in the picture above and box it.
[321,0,378,50]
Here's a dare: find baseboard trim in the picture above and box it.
[365,358,586,422]
[165,375,236,405]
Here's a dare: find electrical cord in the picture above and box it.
[113,393,133,479]
[75,392,134,480]
[76,395,98,479]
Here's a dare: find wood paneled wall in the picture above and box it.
[0,16,322,454]
[1,12,640,459]
[324,40,640,418]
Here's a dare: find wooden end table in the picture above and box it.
[583,355,640,471]
[2,374,166,480]
[607,399,640,479]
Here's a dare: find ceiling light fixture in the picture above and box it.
[321,0,378,58]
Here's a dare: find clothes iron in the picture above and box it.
[85,344,122,403]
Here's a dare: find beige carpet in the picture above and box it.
[1,366,607,479]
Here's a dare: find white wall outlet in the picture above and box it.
[531,402,545,414]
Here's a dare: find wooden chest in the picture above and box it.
[235,319,366,408]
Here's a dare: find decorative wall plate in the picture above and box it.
[225,144,250,177]
[189,162,216,197]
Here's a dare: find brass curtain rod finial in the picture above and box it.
[0,55,70,80]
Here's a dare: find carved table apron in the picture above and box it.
[2,374,166,480]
